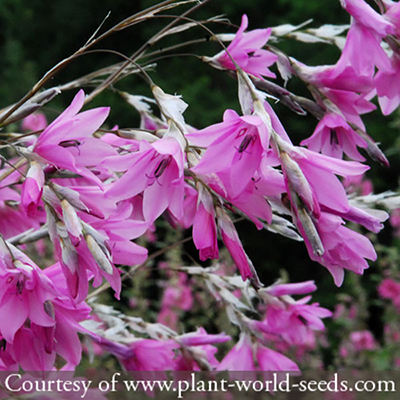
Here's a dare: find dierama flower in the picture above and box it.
[205,14,278,79]
[33,90,115,186]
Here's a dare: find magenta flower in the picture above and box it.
[106,137,185,224]
[294,61,375,128]
[33,90,115,185]
[217,334,254,371]
[0,249,55,344]
[217,334,298,372]
[378,278,400,307]
[338,21,392,77]
[94,336,178,371]
[256,345,299,371]
[257,294,332,346]
[207,14,277,78]
[188,109,268,198]
[340,0,395,37]
[0,251,91,371]
[301,113,367,161]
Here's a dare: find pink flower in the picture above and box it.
[307,212,377,286]
[0,252,91,371]
[217,334,298,372]
[375,53,400,115]
[378,278,400,302]
[294,61,375,128]
[106,137,185,224]
[208,15,277,78]
[301,113,367,161]
[21,112,47,132]
[217,334,255,371]
[33,90,115,186]
[256,345,299,371]
[340,0,395,37]
[94,336,178,371]
[257,295,332,346]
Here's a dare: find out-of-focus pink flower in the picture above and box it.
[390,209,400,237]
[378,278,400,311]
[207,14,277,79]
[21,112,47,132]
[343,173,373,196]
[350,330,377,351]
[266,280,317,297]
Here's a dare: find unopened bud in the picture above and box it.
[61,199,83,239]
[296,207,324,257]
[85,234,113,275]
